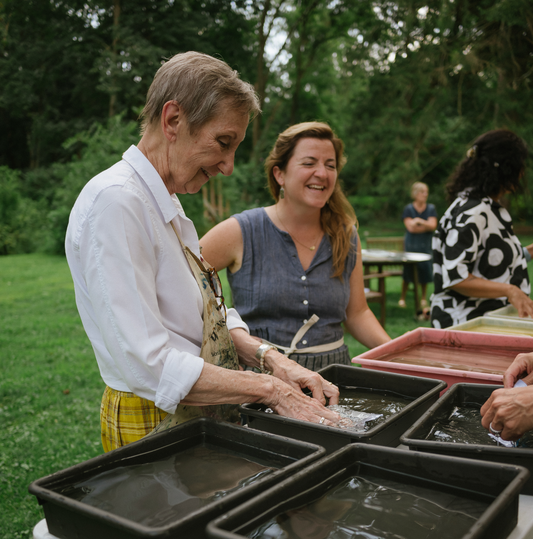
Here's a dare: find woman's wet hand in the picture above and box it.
[265,376,341,426]
[322,378,340,406]
[284,365,340,406]
[265,349,339,405]
[503,352,533,388]
[480,386,533,441]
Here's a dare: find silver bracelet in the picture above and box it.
[255,344,275,375]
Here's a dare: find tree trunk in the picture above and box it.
[251,0,271,152]
[109,0,121,117]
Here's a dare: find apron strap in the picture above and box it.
[171,222,206,272]
[261,314,345,356]
[148,220,241,435]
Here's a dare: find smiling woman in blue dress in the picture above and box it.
[200,122,390,372]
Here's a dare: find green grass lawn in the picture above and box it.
[2,237,532,537]
[0,252,428,537]
[0,254,103,539]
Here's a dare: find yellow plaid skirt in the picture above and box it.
[100,386,168,453]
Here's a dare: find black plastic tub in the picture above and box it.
[240,364,447,454]
[206,443,528,539]
[401,383,533,495]
[28,417,325,539]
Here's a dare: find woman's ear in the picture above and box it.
[160,101,181,142]
[273,165,284,186]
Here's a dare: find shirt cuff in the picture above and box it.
[524,246,532,263]
[154,351,205,414]
[226,307,249,333]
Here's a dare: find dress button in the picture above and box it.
[303,300,308,305]
[301,275,307,281]
[303,319,308,324]
[302,340,307,345]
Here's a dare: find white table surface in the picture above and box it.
[510,495,533,539]
[33,495,533,538]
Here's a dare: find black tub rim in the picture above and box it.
[240,363,447,440]
[400,382,533,457]
[28,417,326,537]
[206,443,529,539]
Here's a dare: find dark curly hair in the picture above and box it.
[446,129,528,202]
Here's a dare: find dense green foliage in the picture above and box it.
[0,167,44,254]
[1,0,532,252]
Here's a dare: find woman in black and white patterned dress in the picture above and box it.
[431,129,533,329]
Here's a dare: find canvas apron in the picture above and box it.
[150,224,241,435]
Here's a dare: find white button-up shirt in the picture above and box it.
[65,145,248,413]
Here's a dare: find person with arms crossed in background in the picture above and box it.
[398,181,437,320]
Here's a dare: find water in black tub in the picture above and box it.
[329,386,413,431]
[247,474,489,539]
[426,402,533,447]
[61,444,276,528]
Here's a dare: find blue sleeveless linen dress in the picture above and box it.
[227,208,357,371]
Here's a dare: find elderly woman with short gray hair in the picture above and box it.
[65,52,339,452]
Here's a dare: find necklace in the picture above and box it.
[275,205,321,251]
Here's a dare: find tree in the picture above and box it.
[0,0,256,170]
[1,0,533,251]
[0,0,109,168]
[331,0,533,221]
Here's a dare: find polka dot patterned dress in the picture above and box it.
[431,191,530,328]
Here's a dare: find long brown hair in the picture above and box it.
[265,122,357,279]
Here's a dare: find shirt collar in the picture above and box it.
[122,145,186,223]
[458,188,501,208]
[458,187,474,199]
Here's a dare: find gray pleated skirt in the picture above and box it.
[288,344,351,372]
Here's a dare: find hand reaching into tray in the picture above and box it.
[259,348,341,426]
[264,376,342,427]
[227,329,341,426]
[503,352,533,388]
[480,352,533,441]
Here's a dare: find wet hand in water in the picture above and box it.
[480,385,533,441]
[266,350,340,405]
[267,376,341,427]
